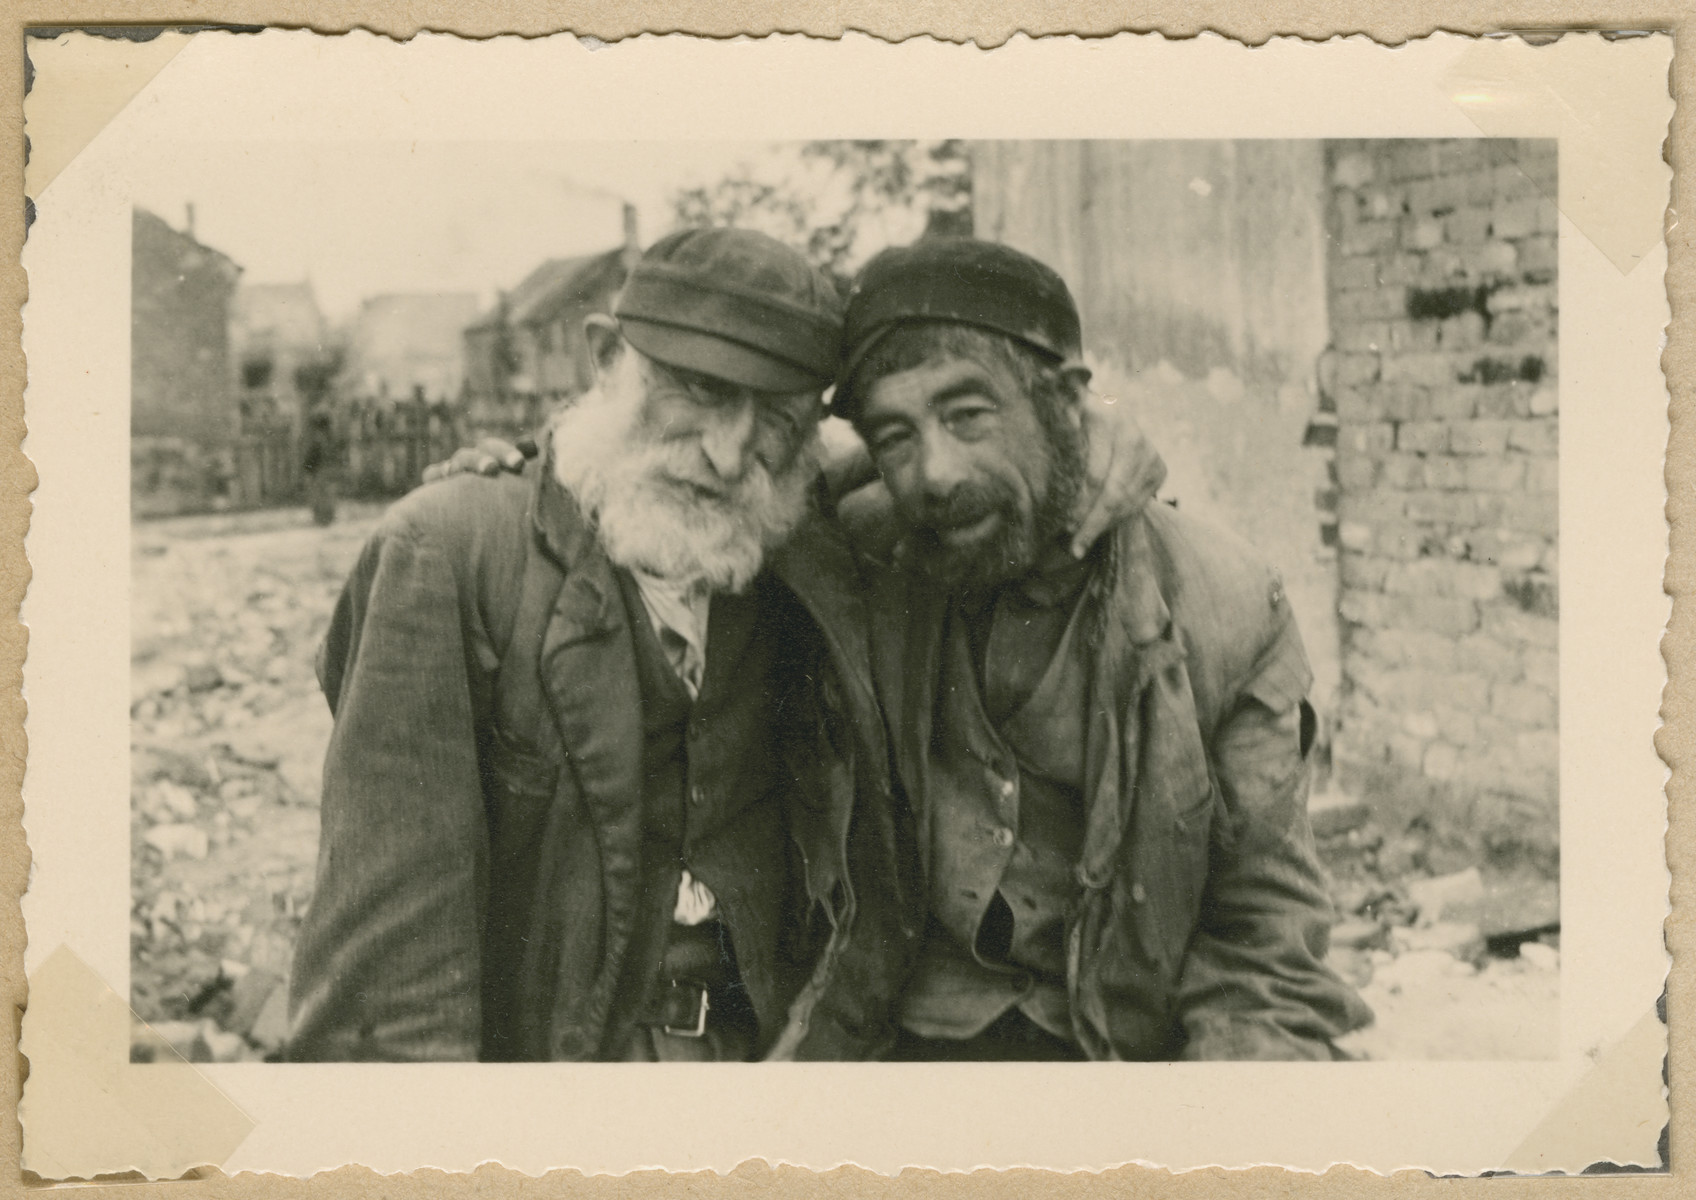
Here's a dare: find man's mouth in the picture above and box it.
[932,510,1000,545]
[662,474,730,502]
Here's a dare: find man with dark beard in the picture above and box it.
[288,228,915,1062]
[831,239,1371,1060]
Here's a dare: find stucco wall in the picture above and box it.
[132,208,241,446]
[970,140,1341,721]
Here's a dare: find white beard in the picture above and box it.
[551,387,819,594]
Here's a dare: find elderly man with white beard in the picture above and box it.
[288,228,900,1062]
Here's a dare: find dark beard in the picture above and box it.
[907,497,1033,593]
[905,419,1087,594]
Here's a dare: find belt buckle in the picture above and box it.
[662,980,711,1038]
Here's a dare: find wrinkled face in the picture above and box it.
[553,342,823,592]
[856,354,1071,590]
[618,351,821,490]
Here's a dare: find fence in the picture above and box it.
[134,395,468,519]
[230,420,302,509]
[462,389,561,446]
[339,396,465,499]
[232,395,467,506]
[136,388,555,518]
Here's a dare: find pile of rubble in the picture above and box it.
[129,736,318,1063]
[1310,791,1561,1060]
[129,510,374,1064]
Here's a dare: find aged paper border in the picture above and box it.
[2,3,1688,1194]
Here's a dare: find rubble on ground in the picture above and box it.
[130,506,380,1063]
[1311,789,1561,1060]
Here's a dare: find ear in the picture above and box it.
[583,314,626,383]
[1059,361,1093,408]
[1057,361,1093,428]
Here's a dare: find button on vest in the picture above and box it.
[927,604,1089,973]
[901,593,1093,1040]
[606,572,793,1050]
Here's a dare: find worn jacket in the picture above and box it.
[287,448,921,1061]
[858,502,1372,1060]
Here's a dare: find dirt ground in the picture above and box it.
[129,502,1559,1063]
[130,502,385,1062]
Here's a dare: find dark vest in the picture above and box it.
[900,594,1091,1040]
[600,572,801,1056]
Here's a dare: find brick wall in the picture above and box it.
[1321,139,1558,866]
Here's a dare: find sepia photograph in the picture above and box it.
[122,133,1564,1067]
[16,28,1669,1178]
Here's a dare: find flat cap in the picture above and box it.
[614,226,843,393]
[836,237,1083,413]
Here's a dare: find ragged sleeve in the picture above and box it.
[1175,584,1374,1060]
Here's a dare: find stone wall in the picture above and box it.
[1321,139,1559,865]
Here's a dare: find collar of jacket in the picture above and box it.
[1073,512,1192,891]
[523,430,644,1056]
[527,431,621,640]
[765,518,883,747]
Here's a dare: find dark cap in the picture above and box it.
[614,227,843,393]
[836,238,1083,415]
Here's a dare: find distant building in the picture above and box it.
[345,292,481,404]
[462,204,641,437]
[229,281,329,431]
[130,206,243,515]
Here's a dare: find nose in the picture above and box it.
[917,426,973,498]
[699,397,757,482]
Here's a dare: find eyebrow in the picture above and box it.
[928,371,998,410]
[664,360,808,409]
[664,362,738,398]
[859,364,998,426]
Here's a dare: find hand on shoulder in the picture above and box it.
[419,435,535,486]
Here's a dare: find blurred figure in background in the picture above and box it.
[300,400,341,527]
